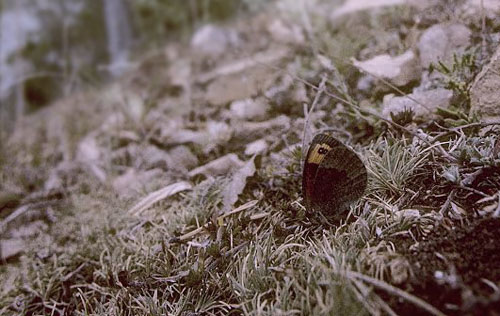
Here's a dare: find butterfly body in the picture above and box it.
[302,133,367,218]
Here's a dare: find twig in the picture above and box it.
[455,185,489,198]
[439,190,456,216]
[170,200,260,243]
[0,205,30,233]
[0,200,60,233]
[301,75,327,166]
[434,121,500,139]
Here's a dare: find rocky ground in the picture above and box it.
[1,0,500,315]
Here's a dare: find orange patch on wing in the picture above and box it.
[306,143,332,164]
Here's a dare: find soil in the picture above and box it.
[388,217,500,315]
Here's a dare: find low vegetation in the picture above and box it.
[1,0,500,315]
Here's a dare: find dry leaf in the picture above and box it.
[128,181,192,216]
[188,154,244,178]
[222,156,256,212]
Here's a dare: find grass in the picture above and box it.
[2,0,500,315]
[0,134,454,315]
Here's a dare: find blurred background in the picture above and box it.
[0,0,265,133]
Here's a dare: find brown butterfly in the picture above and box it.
[302,133,367,218]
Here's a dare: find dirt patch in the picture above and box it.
[390,217,500,315]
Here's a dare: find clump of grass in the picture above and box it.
[429,52,478,107]
[366,136,430,199]
[0,140,448,315]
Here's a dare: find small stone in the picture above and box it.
[116,131,141,146]
[205,65,279,106]
[230,98,269,120]
[188,154,245,178]
[168,146,199,171]
[357,75,375,92]
[0,238,26,260]
[237,115,291,136]
[168,121,232,153]
[267,19,305,45]
[418,23,471,68]
[470,46,500,121]
[112,168,164,198]
[140,146,171,170]
[77,136,101,162]
[245,139,268,156]
[201,47,289,106]
[382,88,453,119]
[190,24,240,58]
[462,0,500,19]
[76,136,107,182]
[330,0,434,20]
[352,50,420,87]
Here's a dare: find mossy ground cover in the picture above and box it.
[1,1,500,315]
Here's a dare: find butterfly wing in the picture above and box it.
[302,133,367,217]
[311,139,367,216]
[302,134,345,211]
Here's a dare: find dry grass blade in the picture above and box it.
[301,75,327,165]
[172,199,259,242]
[346,271,447,316]
[128,181,192,215]
[0,205,30,233]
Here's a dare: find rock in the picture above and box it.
[352,50,420,87]
[166,57,191,92]
[168,121,232,153]
[267,19,305,45]
[115,130,141,147]
[77,136,101,162]
[330,0,434,20]
[382,88,453,119]
[470,46,500,121]
[205,64,280,106]
[264,72,308,113]
[205,121,233,152]
[190,24,240,58]
[112,168,164,198]
[462,0,500,19]
[230,98,269,120]
[0,238,26,260]
[167,146,199,171]
[169,129,205,145]
[76,136,107,182]
[357,74,375,92]
[237,115,291,136]
[140,146,171,170]
[418,24,471,68]
[199,47,289,106]
[121,144,198,172]
[245,139,268,156]
[188,154,245,178]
